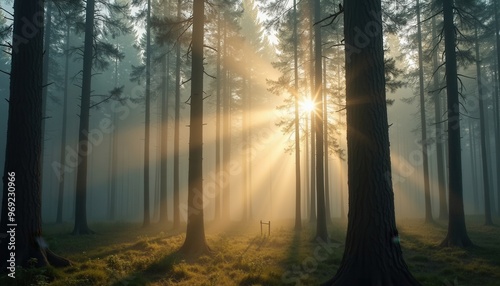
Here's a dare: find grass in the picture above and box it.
[1,217,500,285]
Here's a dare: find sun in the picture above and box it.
[299,97,315,114]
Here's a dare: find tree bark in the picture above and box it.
[324,0,420,284]
[142,0,152,227]
[159,48,170,224]
[440,0,473,247]
[215,11,222,221]
[0,0,70,269]
[73,0,96,235]
[179,0,210,256]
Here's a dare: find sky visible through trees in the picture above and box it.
[1,0,500,284]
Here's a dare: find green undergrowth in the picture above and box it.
[1,217,499,285]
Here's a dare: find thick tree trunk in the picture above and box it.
[432,17,448,220]
[440,0,473,247]
[417,0,433,223]
[293,0,302,231]
[173,0,182,229]
[179,0,210,256]
[475,26,493,225]
[493,0,500,217]
[73,0,95,235]
[324,0,419,284]
[0,0,70,269]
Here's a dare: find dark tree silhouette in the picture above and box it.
[439,0,473,247]
[0,0,70,269]
[73,0,96,235]
[323,0,420,284]
[179,0,210,256]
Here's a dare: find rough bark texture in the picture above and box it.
[440,0,473,247]
[324,0,420,284]
[73,0,96,235]
[179,0,210,256]
[0,0,70,269]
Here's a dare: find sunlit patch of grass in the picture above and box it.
[1,217,499,285]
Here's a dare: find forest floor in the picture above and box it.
[2,216,500,285]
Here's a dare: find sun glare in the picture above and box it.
[300,98,316,114]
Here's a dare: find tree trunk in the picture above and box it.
[0,0,70,269]
[432,17,448,221]
[309,1,316,223]
[56,23,71,224]
[493,0,500,217]
[475,26,493,225]
[323,56,331,223]
[222,21,231,221]
[440,0,473,247]
[324,0,420,284]
[73,0,96,235]
[417,0,433,223]
[159,48,170,224]
[469,119,480,214]
[215,11,222,221]
[173,0,182,229]
[293,0,302,231]
[179,0,210,256]
[312,0,328,241]
[142,0,152,227]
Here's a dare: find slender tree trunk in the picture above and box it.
[222,22,231,221]
[73,0,95,235]
[469,119,480,214]
[0,0,70,268]
[312,0,327,240]
[142,0,152,227]
[173,0,182,229]
[309,2,316,223]
[323,56,331,223]
[159,50,170,224]
[56,24,71,224]
[475,26,493,225]
[417,0,433,223]
[325,0,420,284]
[180,0,210,256]
[215,12,222,221]
[440,0,472,247]
[293,0,302,230]
[242,79,248,221]
[432,17,448,220]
